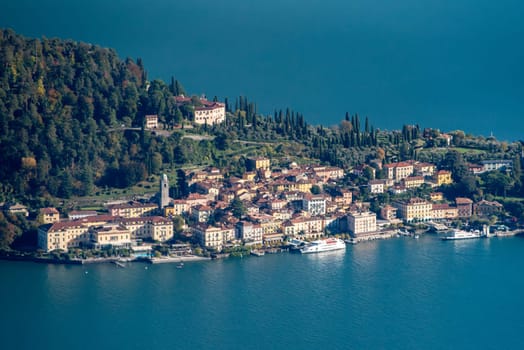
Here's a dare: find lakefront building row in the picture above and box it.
[34,155,510,252]
[38,216,173,252]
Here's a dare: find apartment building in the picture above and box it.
[347,211,377,236]
[393,197,432,222]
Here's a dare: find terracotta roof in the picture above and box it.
[40,207,59,214]
[455,197,473,204]
[48,221,86,232]
[432,204,452,210]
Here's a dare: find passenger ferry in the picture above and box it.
[300,238,346,254]
[442,229,483,240]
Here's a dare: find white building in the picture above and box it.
[236,221,263,244]
[302,194,327,216]
[368,179,386,194]
[145,114,158,129]
[194,101,226,125]
[347,211,377,236]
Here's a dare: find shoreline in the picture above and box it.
[1,229,523,265]
[0,253,211,266]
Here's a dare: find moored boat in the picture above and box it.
[442,229,483,240]
[250,250,265,257]
[344,238,358,245]
[300,238,346,254]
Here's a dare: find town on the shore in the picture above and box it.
[8,150,516,262]
[1,31,522,264]
[1,98,521,264]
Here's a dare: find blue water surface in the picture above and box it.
[1,235,524,350]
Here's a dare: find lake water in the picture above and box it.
[2,0,523,141]
[2,235,524,349]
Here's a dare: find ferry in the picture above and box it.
[300,238,346,254]
[442,229,483,240]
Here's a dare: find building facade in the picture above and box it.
[455,197,473,218]
[194,102,226,125]
[347,211,377,236]
[302,194,327,216]
[384,162,414,182]
[145,114,158,129]
[39,207,60,224]
[393,198,432,222]
[107,202,158,218]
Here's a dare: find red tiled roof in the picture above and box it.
[455,197,473,204]
[40,207,59,214]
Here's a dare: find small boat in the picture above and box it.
[250,250,265,257]
[113,261,126,268]
[398,229,411,237]
[288,238,307,251]
[344,238,358,245]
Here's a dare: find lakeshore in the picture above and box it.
[3,226,523,267]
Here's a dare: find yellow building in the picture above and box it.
[38,215,173,252]
[271,180,313,193]
[164,200,189,217]
[38,221,89,252]
[282,217,324,238]
[39,207,60,224]
[431,204,458,220]
[402,176,425,189]
[243,171,257,181]
[192,224,235,251]
[118,216,174,242]
[260,219,282,235]
[435,170,453,186]
[247,156,271,171]
[107,202,158,218]
[430,192,444,201]
[393,198,432,222]
[312,166,345,181]
[91,223,131,248]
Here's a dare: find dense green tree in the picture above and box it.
[230,198,246,219]
[481,171,514,197]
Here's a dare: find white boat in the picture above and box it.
[250,250,265,257]
[398,229,411,237]
[288,238,307,251]
[300,238,346,254]
[344,238,358,245]
[442,229,483,240]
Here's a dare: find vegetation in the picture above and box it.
[1,29,524,250]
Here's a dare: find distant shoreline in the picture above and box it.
[0,252,210,266]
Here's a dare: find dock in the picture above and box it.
[113,261,126,268]
[352,230,398,243]
[250,250,265,257]
[148,255,211,264]
[494,229,524,238]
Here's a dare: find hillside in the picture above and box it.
[0,29,180,203]
[0,28,522,210]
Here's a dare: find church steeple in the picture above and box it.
[159,174,170,210]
